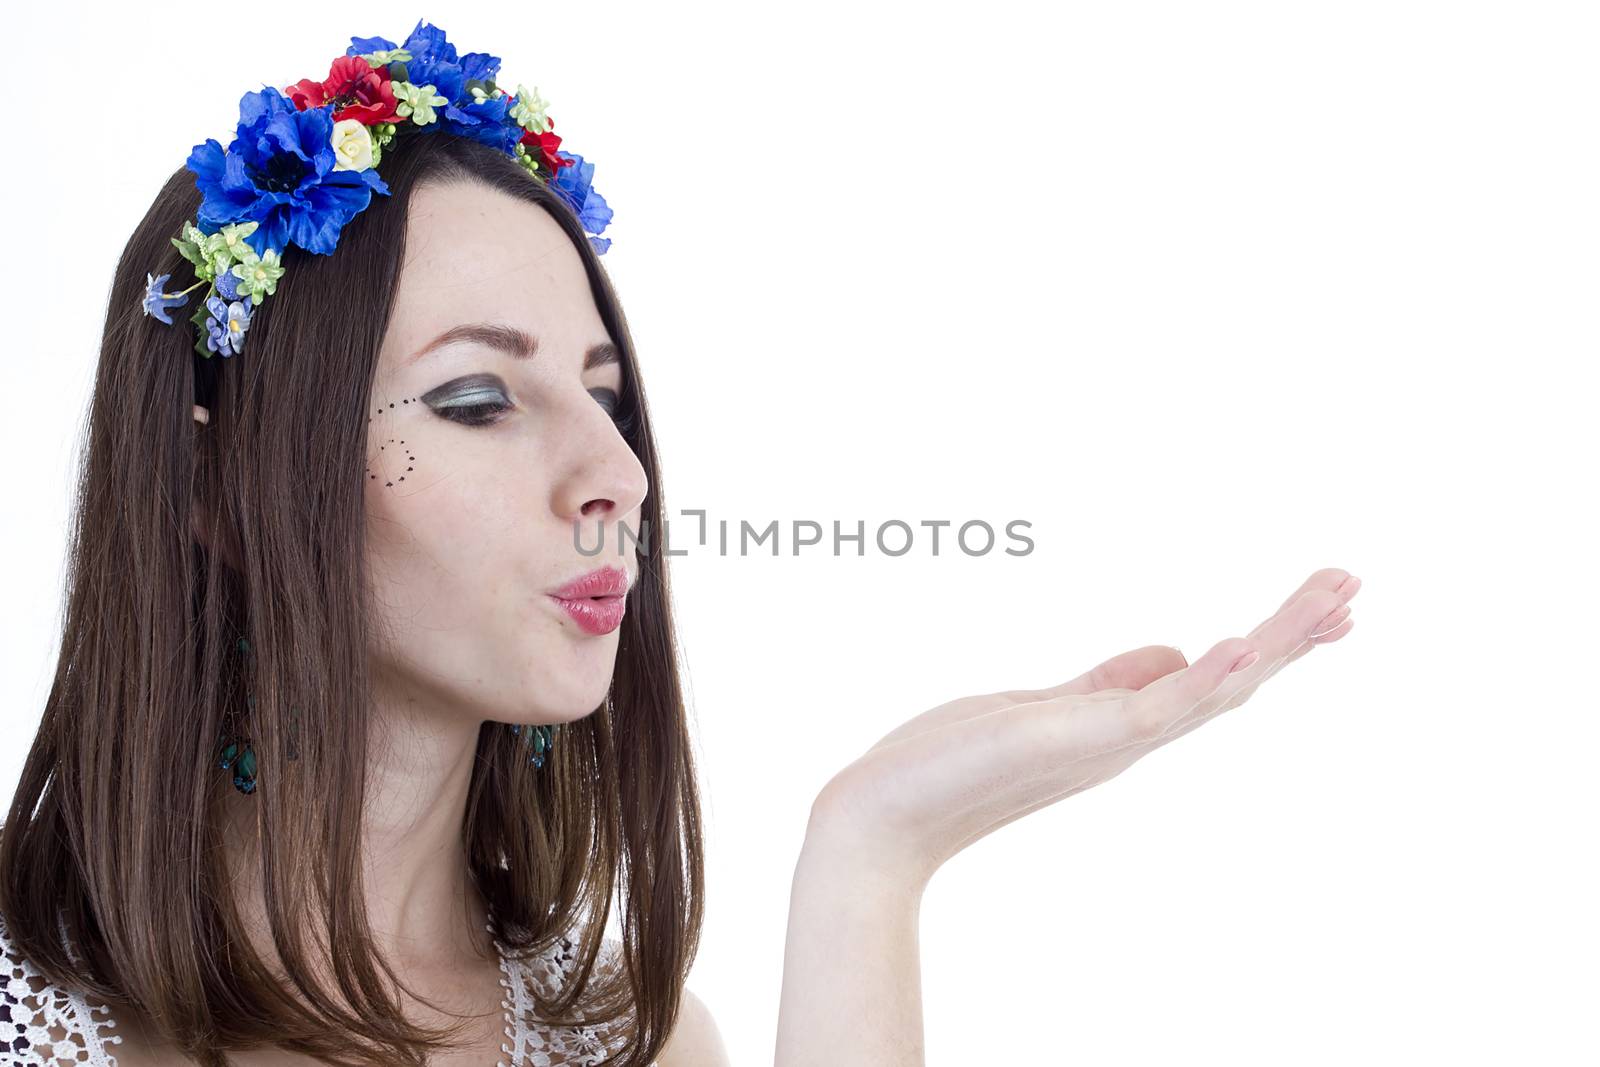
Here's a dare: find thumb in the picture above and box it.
[1047,644,1190,698]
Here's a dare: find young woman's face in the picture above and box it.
[362,181,647,729]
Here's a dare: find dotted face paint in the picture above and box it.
[365,398,420,489]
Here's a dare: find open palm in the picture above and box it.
[813,567,1362,888]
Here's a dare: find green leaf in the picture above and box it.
[172,221,215,279]
[190,299,214,358]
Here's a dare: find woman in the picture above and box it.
[0,20,1360,1067]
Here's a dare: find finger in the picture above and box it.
[1090,637,1259,748]
[1165,586,1361,739]
[1092,570,1359,739]
[867,644,1187,753]
[939,611,1354,860]
[1159,612,1358,751]
[1014,644,1190,702]
[1310,614,1354,643]
[1229,583,1352,686]
[1250,570,1359,646]
[1218,613,1356,711]
[1274,607,1356,670]
[875,570,1361,756]
[1272,568,1360,619]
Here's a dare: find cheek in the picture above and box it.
[360,405,539,632]
[363,403,483,626]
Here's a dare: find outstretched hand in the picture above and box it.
[808,567,1362,891]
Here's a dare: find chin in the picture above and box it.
[507,672,614,725]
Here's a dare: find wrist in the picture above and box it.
[798,802,933,905]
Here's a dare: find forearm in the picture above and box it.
[773,824,927,1067]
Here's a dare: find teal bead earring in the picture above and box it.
[511,723,556,769]
[215,636,300,796]
[216,637,257,795]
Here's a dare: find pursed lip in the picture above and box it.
[548,564,632,601]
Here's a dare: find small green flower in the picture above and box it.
[358,47,412,67]
[230,247,285,305]
[393,81,449,126]
[508,83,551,134]
[202,222,261,277]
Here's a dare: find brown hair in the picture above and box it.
[0,128,703,1066]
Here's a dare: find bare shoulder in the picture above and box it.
[654,985,732,1067]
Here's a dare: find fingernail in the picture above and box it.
[1336,574,1361,597]
[1310,604,1350,637]
[1227,649,1260,674]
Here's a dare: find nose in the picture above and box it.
[551,393,650,538]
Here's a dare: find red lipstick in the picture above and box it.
[547,565,631,635]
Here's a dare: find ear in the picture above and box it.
[193,404,211,425]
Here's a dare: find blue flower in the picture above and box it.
[185,87,391,260]
[204,294,253,358]
[549,152,613,254]
[443,92,524,154]
[215,269,242,302]
[347,19,502,119]
[347,32,401,57]
[142,272,190,325]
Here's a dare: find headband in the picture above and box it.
[140,19,613,362]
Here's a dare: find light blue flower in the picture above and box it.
[142,272,191,325]
[204,294,253,358]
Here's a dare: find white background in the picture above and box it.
[3,2,1596,1063]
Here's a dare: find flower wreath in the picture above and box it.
[141,18,613,360]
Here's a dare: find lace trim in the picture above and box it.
[1,912,123,1066]
[492,912,645,1066]
[3,912,644,1067]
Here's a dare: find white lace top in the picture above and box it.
[0,912,652,1066]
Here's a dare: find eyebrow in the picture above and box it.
[406,322,620,372]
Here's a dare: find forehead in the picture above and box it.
[381,181,607,371]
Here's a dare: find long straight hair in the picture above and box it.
[0,129,703,1066]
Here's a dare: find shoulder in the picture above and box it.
[655,985,732,1067]
[541,931,729,1067]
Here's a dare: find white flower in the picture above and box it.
[330,119,375,172]
[509,83,552,134]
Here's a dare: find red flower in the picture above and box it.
[521,124,575,175]
[284,56,400,126]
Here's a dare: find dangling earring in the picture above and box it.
[511,723,557,769]
[509,691,611,769]
[216,636,257,795]
[215,636,299,795]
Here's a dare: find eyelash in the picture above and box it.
[433,387,634,432]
